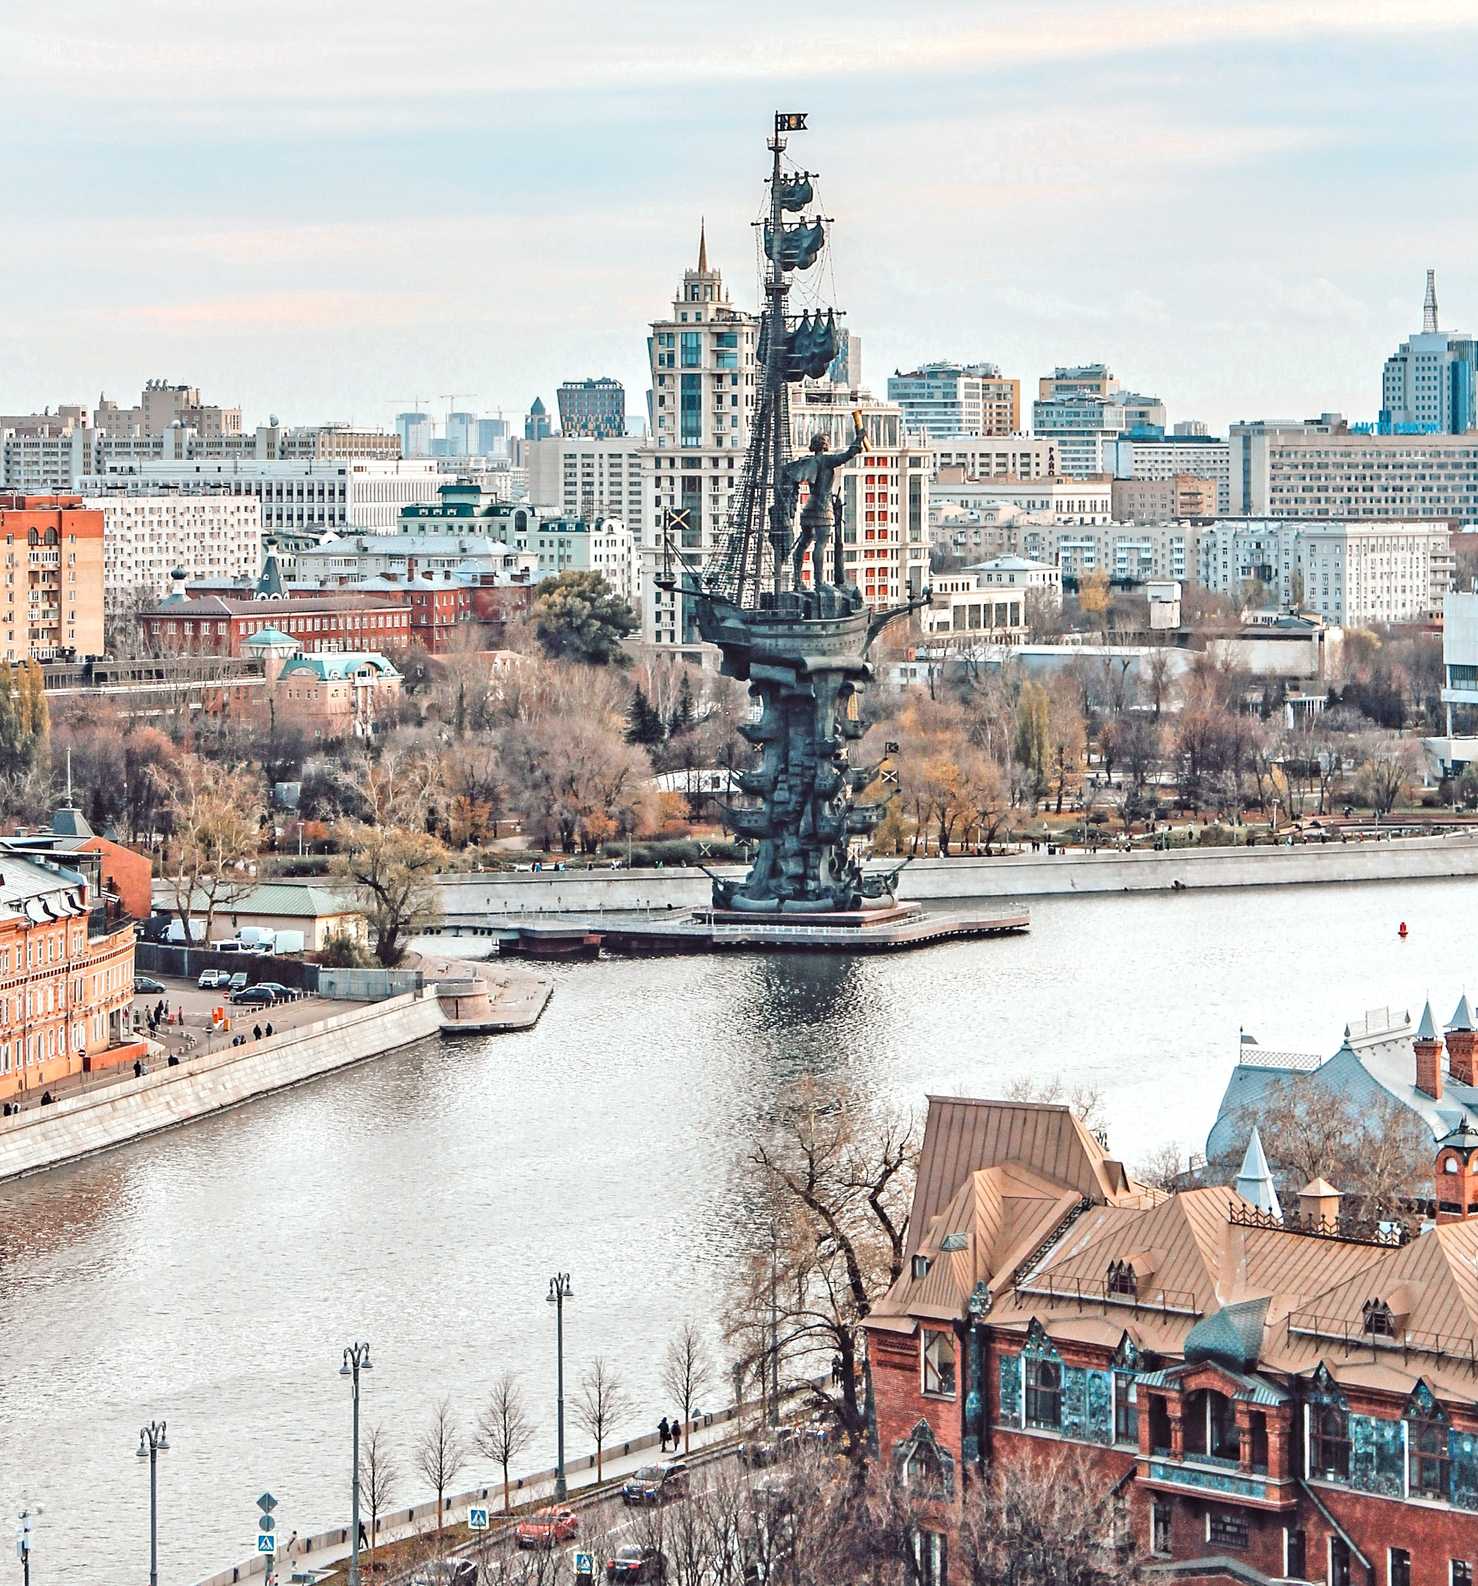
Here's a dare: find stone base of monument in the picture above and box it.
[585,903,1030,956]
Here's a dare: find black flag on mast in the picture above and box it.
[775,112,807,132]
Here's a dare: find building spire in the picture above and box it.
[698,217,708,274]
[1235,1126,1282,1219]
[1424,268,1440,334]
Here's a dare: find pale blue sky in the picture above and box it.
[2,0,1476,435]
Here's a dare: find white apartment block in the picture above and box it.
[963,554,1062,605]
[788,385,931,611]
[642,235,759,649]
[931,473,1112,523]
[1300,522,1446,627]
[1030,394,1126,475]
[1105,434,1231,513]
[1229,418,1478,518]
[294,532,539,586]
[1198,517,1448,624]
[1053,523,1200,583]
[84,492,264,608]
[928,437,1059,478]
[527,436,647,541]
[885,362,1020,438]
[76,459,442,533]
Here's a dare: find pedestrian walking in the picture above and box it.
[670,1413,683,1452]
[357,1520,368,1551]
[658,1416,670,1452]
[265,1022,274,1037]
[253,1023,263,1041]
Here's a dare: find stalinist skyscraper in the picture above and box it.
[640,225,759,651]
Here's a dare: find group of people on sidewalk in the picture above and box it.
[656,1414,687,1454]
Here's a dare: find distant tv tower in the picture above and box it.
[1424,268,1440,333]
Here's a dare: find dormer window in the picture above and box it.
[1107,1260,1138,1297]
[1362,1299,1396,1338]
[911,1254,930,1280]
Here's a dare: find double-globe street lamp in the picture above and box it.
[547,1273,573,1500]
[136,1420,169,1586]
[340,1342,373,1586]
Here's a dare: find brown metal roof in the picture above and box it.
[907,1096,1143,1255]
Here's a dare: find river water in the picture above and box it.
[4,878,1474,1583]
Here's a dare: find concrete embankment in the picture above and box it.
[433,832,1478,919]
[0,992,444,1183]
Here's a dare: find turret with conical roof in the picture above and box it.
[1234,1126,1282,1219]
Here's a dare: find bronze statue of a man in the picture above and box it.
[781,417,865,590]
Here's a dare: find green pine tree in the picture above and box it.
[668,671,697,737]
[626,685,665,746]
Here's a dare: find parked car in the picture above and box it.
[228,972,249,992]
[606,1546,664,1583]
[211,940,246,956]
[254,982,296,1004]
[133,975,165,995]
[197,969,232,990]
[621,1462,689,1506]
[515,1507,579,1549]
[230,985,275,1006]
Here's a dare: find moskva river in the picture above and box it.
[4,879,1474,1582]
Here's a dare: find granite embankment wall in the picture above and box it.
[0,992,443,1183]
[433,833,1478,918]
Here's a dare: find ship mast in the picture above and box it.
[765,115,794,601]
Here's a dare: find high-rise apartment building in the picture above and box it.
[1380,270,1478,434]
[1038,363,1118,402]
[641,230,760,649]
[885,362,1020,438]
[788,385,930,610]
[0,494,106,661]
[83,492,264,608]
[1030,394,1126,475]
[527,436,647,540]
[1229,415,1478,519]
[556,378,626,440]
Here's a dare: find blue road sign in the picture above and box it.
[257,1492,278,1514]
[257,1534,275,1554]
[468,1506,489,1531]
[575,1553,595,1575]
[258,1514,275,1534]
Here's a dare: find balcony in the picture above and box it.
[1139,1454,1293,1509]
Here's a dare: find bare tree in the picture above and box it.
[959,1452,1149,1586]
[415,1396,467,1537]
[154,753,264,941]
[731,1083,914,1452]
[357,1420,399,1561]
[475,1372,535,1513]
[660,1322,714,1455]
[572,1356,631,1482]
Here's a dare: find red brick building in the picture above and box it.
[865,1095,1478,1586]
[141,589,412,657]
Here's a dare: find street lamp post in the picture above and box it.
[15,1505,41,1586]
[340,1342,373,1586]
[547,1273,573,1500]
[136,1421,169,1586]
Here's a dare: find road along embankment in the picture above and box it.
[433,832,1478,919]
[0,992,444,1183]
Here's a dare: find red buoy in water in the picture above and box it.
[1399,921,1409,939]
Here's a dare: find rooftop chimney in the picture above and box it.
[1447,995,1477,1089]
[1298,1177,1343,1229]
[1414,1000,1444,1101]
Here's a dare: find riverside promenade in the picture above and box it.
[193,1391,798,1586]
[432,828,1478,920]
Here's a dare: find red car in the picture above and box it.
[514,1507,579,1549]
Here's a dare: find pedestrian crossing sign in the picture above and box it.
[468,1506,489,1531]
[257,1534,275,1554]
[575,1553,595,1575]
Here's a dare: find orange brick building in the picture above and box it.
[0,493,106,661]
[865,1095,1478,1586]
[0,849,138,1101]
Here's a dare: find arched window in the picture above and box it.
[1107,1260,1138,1297]
[27,528,38,547]
[44,527,57,546]
[1025,1358,1062,1429]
